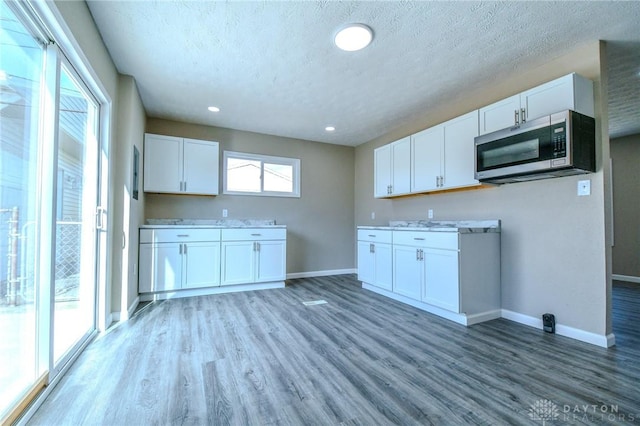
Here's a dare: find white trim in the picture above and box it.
[111,296,140,322]
[139,282,285,302]
[612,274,640,284]
[501,309,615,348]
[287,269,356,279]
[362,284,501,326]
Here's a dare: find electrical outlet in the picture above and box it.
[428,209,434,219]
[222,208,228,217]
[371,211,375,220]
[577,180,591,196]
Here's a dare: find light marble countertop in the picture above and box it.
[358,219,500,234]
[141,219,285,229]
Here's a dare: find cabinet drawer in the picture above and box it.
[357,229,392,244]
[222,228,286,241]
[392,231,458,250]
[140,228,221,243]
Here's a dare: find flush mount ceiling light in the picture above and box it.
[334,24,373,52]
[208,106,220,112]
[325,126,336,132]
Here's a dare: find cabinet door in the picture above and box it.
[357,241,375,285]
[478,94,520,135]
[139,242,182,292]
[374,145,392,197]
[183,139,219,195]
[391,136,411,195]
[221,241,255,286]
[183,242,220,289]
[255,240,286,283]
[143,134,182,193]
[442,111,479,189]
[373,243,393,291]
[521,74,575,122]
[411,126,443,192]
[423,248,459,313]
[392,245,422,300]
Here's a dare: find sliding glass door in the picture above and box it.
[0,1,45,416]
[52,63,99,367]
[0,2,105,421]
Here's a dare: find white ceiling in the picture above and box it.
[86,1,640,146]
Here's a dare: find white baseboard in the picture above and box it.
[139,281,285,302]
[112,298,139,323]
[362,283,500,326]
[501,309,615,348]
[287,268,356,279]
[612,274,640,284]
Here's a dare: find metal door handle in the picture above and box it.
[514,109,520,125]
[521,108,526,123]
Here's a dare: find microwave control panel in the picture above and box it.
[551,125,567,157]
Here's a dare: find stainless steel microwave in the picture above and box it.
[474,110,595,184]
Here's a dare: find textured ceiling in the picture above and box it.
[86,1,640,146]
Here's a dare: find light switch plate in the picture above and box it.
[371,211,375,220]
[428,209,434,219]
[577,179,591,196]
[222,208,228,217]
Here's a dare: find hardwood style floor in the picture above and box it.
[28,276,640,425]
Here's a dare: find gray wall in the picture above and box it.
[144,119,355,275]
[611,133,640,279]
[113,75,146,317]
[355,41,613,337]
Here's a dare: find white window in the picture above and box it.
[223,151,300,197]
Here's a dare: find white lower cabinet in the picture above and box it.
[392,244,423,300]
[358,226,501,326]
[422,248,459,312]
[221,228,286,286]
[139,229,221,293]
[357,230,392,291]
[139,226,286,298]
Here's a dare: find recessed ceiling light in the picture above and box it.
[334,24,373,52]
[208,106,220,112]
[325,126,336,132]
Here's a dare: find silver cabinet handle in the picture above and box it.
[177,234,189,237]
[184,244,187,254]
[420,249,424,260]
[414,237,425,240]
[251,233,261,236]
[179,243,183,255]
[514,109,520,125]
[184,181,187,191]
[521,108,526,123]
[416,249,420,261]
[256,242,260,251]
[368,234,376,237]
[371,244,375,254]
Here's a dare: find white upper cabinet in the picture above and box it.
[411,125,443,192]
[182,138,220,194]
[144,133,219,195]
[478,95,521,136]
[374,136,411,198]
[143,134,183,193]
[479,73,594,135]
[442,110,480,190]
[411,110,479,193]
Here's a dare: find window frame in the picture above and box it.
[223,151,300,198]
